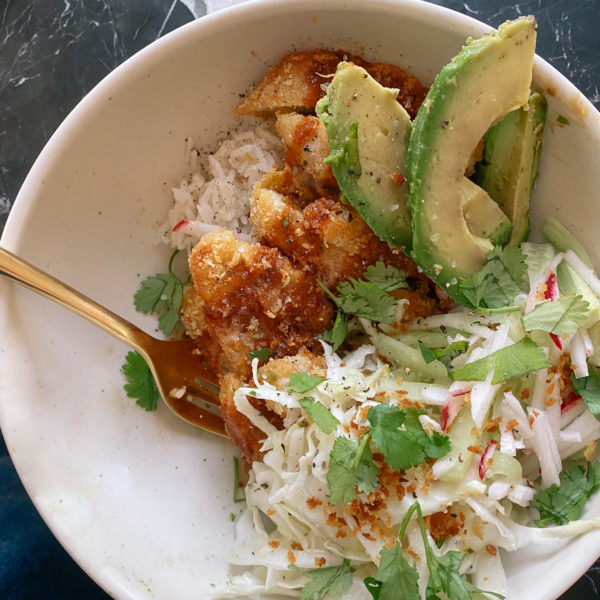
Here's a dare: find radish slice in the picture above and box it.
[479,440,497,480]
[549,333,563,350]
[440,392,468,431]
[544,272,560,300]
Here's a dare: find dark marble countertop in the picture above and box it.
[1,1,599,598]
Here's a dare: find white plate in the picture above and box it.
[1,1,600,598]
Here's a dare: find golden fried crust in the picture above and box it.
[189,229,334,378]
[275,113,337,188]
[235,49,427,119]
[220,349,327,463]
[179,286,224,374]
[251,172,421,291]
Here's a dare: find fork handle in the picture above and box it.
[0,246,152,352]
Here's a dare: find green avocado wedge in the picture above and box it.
[316,62,412,249]
[472,92,547,246]
[408,17,536,303]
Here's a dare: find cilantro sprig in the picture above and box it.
[522,293,590,336]
[458,245,526,312]
[318,310,349,352]
[122,350,159,411]
[290,558,352,600]
[327,434,379,505]
[450,337,550,384]
[532,462,600,527]
[367,405,450,470]
[365,502,504,600]
[134,250,187,336]
[364,262,408,292]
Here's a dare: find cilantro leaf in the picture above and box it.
[318,310,349,351]
[249,348,274,361]
[327,435,379,504]
[571,369,600,420]
[364,262,408,292]
[458,245,526,310]
[367,405,450,470]
[522,294,590,336]
[320,278,397,324]
[450,337,550,384]
[366,543,420,600]
[288,373,327,394]
[299,397,340,434]
[121,350,159,411]
[419,341,469,368]
[290,559,353,600]
[134,251,186,336]
[426,550,487,600]
[532,462,600,527]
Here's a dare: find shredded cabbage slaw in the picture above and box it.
[214,236,600,600]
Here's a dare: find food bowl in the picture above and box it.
[1,0,599,598]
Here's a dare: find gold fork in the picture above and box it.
[0,247,227,437]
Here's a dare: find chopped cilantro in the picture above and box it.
[458,245,527,311]
[121,350,159,411]
[365,502,503,600]
[318,310,349,351]
[134,250,186,336]
[532,462,600,527]
[289,558,352,600]
[557,115,570,125]
[249,348,274,361]
[367,404,450,470]
[450,337,550,384]
[282,217,290,227]
[320,278,397,325]
[364,262,408,291]
[232,456,246,504]
[522,293,590,336]
[299,397,340,434]
[288,372,327,394]
[327,434,379,505]
[418,340,469,368]
[365,542,419,600]
[571,368,600,420]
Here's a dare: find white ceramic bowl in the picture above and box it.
[2,1,600,598]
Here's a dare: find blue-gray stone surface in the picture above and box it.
[1,1,599,598]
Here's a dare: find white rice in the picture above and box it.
[158,120,284,250]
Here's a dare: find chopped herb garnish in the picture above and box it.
[557,115,570,125]
[320,278,397,325]
[522,293,590,336]
[571,368,600,421]
[367,404,450,470]
[364,262,408,291]
[288,372,327,394]
[458,245,527,311]
[299,397,339,434]
[419,340,469,368]
[289,558,352,600]
[134,249,186,336]
[318,310,349,351]
[232,456,246,504]
[532,462,600,526]
[450,337,550,384]
[327,434,379,505]
[121,350,159,411]
[249,348,274,361]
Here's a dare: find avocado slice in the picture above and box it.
[472,92,547,245]
[461,177,512,245]
[316,62,412,249]
[407,17,536,302]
